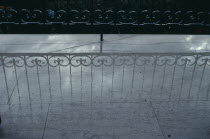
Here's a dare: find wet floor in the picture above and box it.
[0,35,210,139]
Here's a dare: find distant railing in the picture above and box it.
[0,0,210,33]
[1,52,210,104]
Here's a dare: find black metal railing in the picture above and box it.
[0,0,210,33]
[1,52,210,104]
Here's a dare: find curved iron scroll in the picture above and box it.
[0,9,209,25]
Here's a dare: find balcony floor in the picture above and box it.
[0,35,210,139]
[0,34,209,53]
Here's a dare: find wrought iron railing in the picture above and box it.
[0,0,210,33]
[1,52,210,104]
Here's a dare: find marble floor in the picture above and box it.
[0,35,210,139]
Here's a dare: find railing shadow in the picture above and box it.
[0,52,210,105]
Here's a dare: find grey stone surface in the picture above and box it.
[152,101,210,139]
[0,35,210,139]
[0,104,49,139]
[0,35,209,53]
[44,103,163,139]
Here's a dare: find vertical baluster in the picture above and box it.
[100,0,105,38]
[67,0,70,24]
[113,0,118,30]
[54,0,57,11]
[91,0,94,25]
[137,0,141,25]
[42,0,47,24]
[100,40,103,53]
[128,0,131,10]
[17,3,21,25]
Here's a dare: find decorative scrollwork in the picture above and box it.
[140,10,161,24]
[94,10,114,24]
[184,11,206,25]
[12,9,43,24]
[117,10,138,24]
[20,9,31,23]
[45,10,67,23]
[5,9,18,23]
[161,11,183,24]
[70,10,90,23]
[0,9,6,23]
[0,9,209,27]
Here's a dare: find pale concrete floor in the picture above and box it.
[0,35,210,139]
[0,35,209,53]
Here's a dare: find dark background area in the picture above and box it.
[0,0,209,10]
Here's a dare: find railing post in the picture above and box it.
[100,33,103,41]
[100,40,103,53]
[42,0,47,24]
[138,0,141,25]
[67,0,70,25]
[90,0,93,26]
